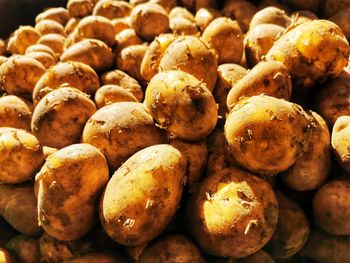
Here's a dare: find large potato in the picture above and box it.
[35,143,109,241]
[67,0,94,18]
[0,95,32,130]
[249,7,291,29]
[332,116,350,172]
[7,26,41,55]
[93,0,132,20]
[6,235,41,263]
[32,87,96,149]
[35,7,70,25]
[144,70,218,141]
[100,144,186,246]
[94,85,138,108]
[35,19,66,36]
[186,167,278,257]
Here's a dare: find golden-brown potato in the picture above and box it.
[169,7,195,21]
[0,184,43,236]
[100,144,186,246]
[43,146,58,159]
[35,143,109,241]
[195,7,221,32]
[94,85,138,108]
[249,7,291,30]
[82,102,167,170]
[130,3,170,41]
[226,61,292,110]
[38,33,66,55]
[115,28,143,53]
[245,24,285,67]
[112,17,131,34]
[0,248,15,263]
[31,87,96,148]
[139,235,205,262]
[144,70,218,141]
[332,116,350,172]
[0,95,32,130]
[35,19,66,36]
[159,36,218,93]
[61,39,114,71]
[329,8,350,40]
[186,167,278,257]
[26,51,56,69]
[149,0,177,13]
[25,44,57,59]
[65,17,81,35]
[6,235,40,263]
[33,61,99,104]
[266,20,349,88]
[67,0,94,18]
[7,26,41,55]
[237,250,275,263]
[202,17,243,64]
[225,95,312,175]
[35,7,70,26]
[65,253,125,263]
[170,17,199,36]
[283,112,330,191]
[100,69,143,101]
[93,0,132,20]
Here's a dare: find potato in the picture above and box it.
[0,248,15,263]
[145,70,218,141]
[331,116,350,172]
[214,64,247,119]
[100,69,143,101]
[6,235,40,263]
[26,51,56,69]
[67,0,94,18]
[130,3,170,41]
[195,8,221,32]
[249,7,291,30]
[38,33,66,55]
[245,24,285,67]
[202,18,243,64]
[0,184,43,236]
[93,0,132,20]
[100,144,186,246]
[35,143,109,241]
[7,26,41,55]
[159,36,218,93]
[329,8,350,40]
[0,95,32,130]
[237,250,275,263]
[61,39,114,71]
[116,44,147,83]
[115,29,143,52]
[112,17,131,34]
[149,0,177,13]
[65,253,125,263]
[32,87,96,148]
[65,18,81,35]
[225,95,313,175]
[283,111,330,191]
[266,20,349,88]
[33,61,99,105]
[169,7,195,22]
[82,102,167,170]
[35,19,66,36]
[25,44,57,59]
[186,167,278,257]
[170,17,199,36]
[94,85,138,108]
[139,235,205,262]
[35,7,70,26]
[140,33,176,82]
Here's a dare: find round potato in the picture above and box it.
[82,102,167,170]
[331,115,350,172]
[25,44,57,59]
[170,17,199,36]
[195,8,221,32]
[100,144,186,246]
[330,8,350,40]
[115,28,143,52]
[26,51,56,69]
[0,95,32,130]
[237,250,275,263]
[144,70,218,141]
[32,87,96,148]
[67,0,94,18]
[38,33,66,55]
[249,7,291,30]
[93,0,132,20]
[6,235,40,263]
[186,167,278,258]
[94,85,138,108]
[35,19,66,36]
[35,7,70,25]
[7,26,41,55]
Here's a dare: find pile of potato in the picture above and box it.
[0,0,350,262]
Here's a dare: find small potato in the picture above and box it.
[332,116,350,172]
[35,143,109,241]
[93,0,132,20]
[61,39,114,71]
[329,8,350,40]
[26,52,56,68]
[195,7,221,32]
[249,7,291,30]
[139,235,205,262]
[67,0,94,18]
[0,248,15,263]
[186,167,278,258]
[25,44,57,59]
[169,7,195,22]
[159,36,218,93]
[33,61,99,105]
[7,26,41,55]
[170,17,199,36]
[0,95,32,130]
[31,87,96,148]
[112,17,131,34]
[6,235,40,263]
[245,24,285,67]
[94,85,138,108]
[100,144,186,246]
[100,69,143,101]
[237,250,275,263]
[115,29,143,52]
[35,7,70,25]
[130,3,170,41]
[82,102,167,170]
[38,33,66,55]
[226,61,291,110]
[225,95,312,175]
[65,253,125,263]
[65,18,81,35]
[144,70,218,141]
[283,112,330,191]
[266,20,349,88]
[202,17,243,64]
[0,184,43,236]
[35,19,66,36]
[149,0,177,13]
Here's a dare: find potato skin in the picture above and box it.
[32,87,96,149]
[94,85,138,108]
[6,235,40,263]
[266,20,349,88]
[93,0,132,20]
[26,51,56,69]
[115,29,143,52]
[170,17,199,36]
[225,95,312,175]
[38,33,66,55]
[195,7,221,32]
[35,143,109,241]
[249,7,291,30]
[7,26,41,55]
[65,18,81,35]
[82,102,167,170]
[169,7,195,22]
[149,0,177,13]
[35,19,66,36]
[100,144,186,246]
[331,116,350,172]
[35,7,70,26]
[186,167,278,258]
[25,44,57,59]
[0,95,32,130]
[67,0,94,18]
[145,70,218,141]
[112,17,131,34]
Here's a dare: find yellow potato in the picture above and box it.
[94,85,138,108]
[35,19,66,36]
[331,116,350,172]
[7,26,41,55]
[0,95,32,130]
[93,0,132,20]
[249,7,291,30]
[35,7,70,25]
